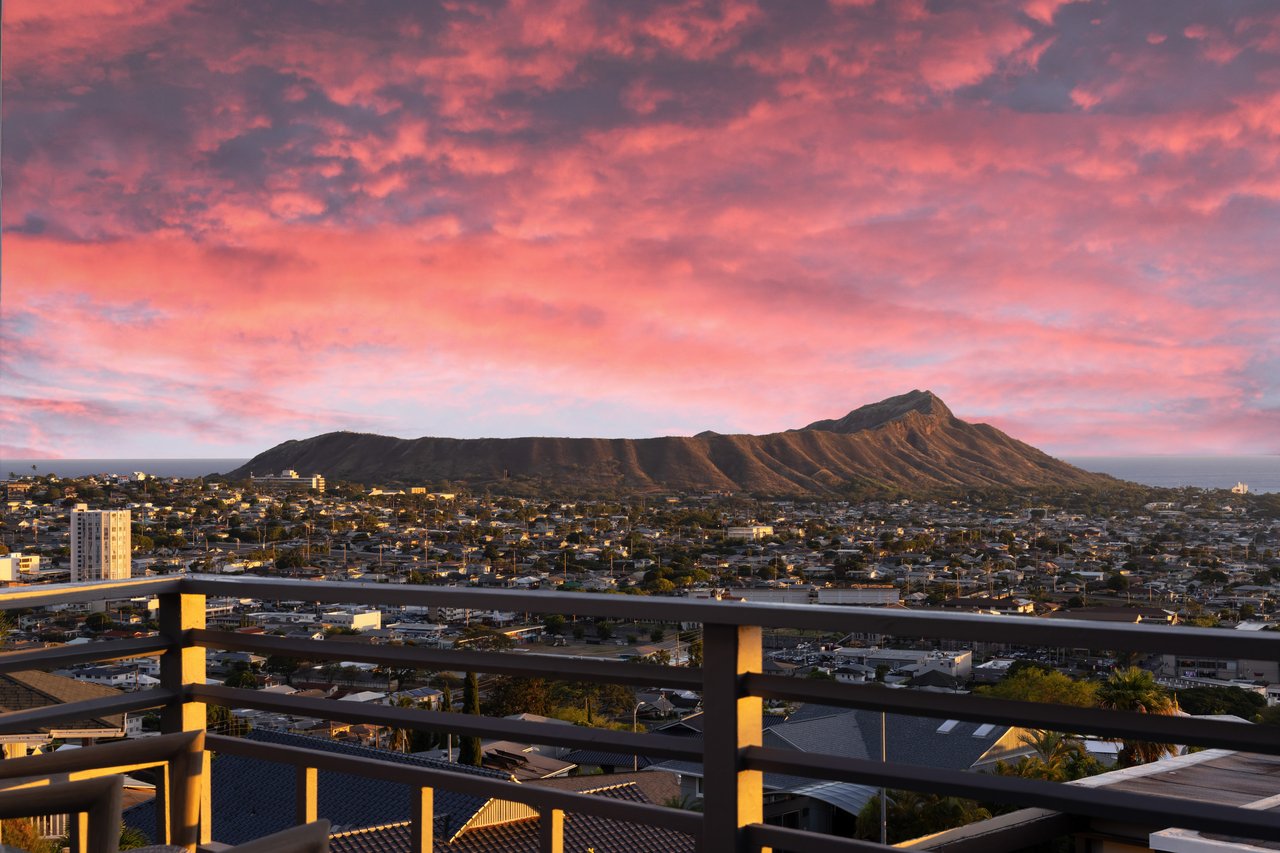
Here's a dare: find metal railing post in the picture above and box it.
[702,623,764,853]
[158,591,207,851]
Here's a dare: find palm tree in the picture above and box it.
[1098,667,1179,766]
[998,730,1101,781]
[389,695,415,753]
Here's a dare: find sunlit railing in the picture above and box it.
[2,575,1280,852]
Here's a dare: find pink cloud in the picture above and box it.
[3,0,1279,457]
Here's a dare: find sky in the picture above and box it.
[2,0,1279,460]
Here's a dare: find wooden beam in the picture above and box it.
[539,807,564,853]
[158,592,207,852]
[701,623,763,853]
[296,766,318,826]
[412,786,434,853]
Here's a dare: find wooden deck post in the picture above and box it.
[412,786,434,853]
[158,592,207,851]
[702,623,765,853]
[296,766,318,825]
[538,807,564,853]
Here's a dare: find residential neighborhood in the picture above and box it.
[2,470,1279,848]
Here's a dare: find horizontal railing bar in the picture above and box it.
[188,628,704,690]
[744,746,1280,842]
[744,674,1280,755]
[0,636,170,676]
[0,689,177,735]
[0,577,181,610]
[746,823,896,852]
[180,576,1280,658]
[0,774,121,818]
[192,684,703,761]
[205,733,704,836]
[892,808,1086,853]
[0,730,202,780]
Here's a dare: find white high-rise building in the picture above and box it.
[71,504,132,582]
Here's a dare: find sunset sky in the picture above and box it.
[3,0,1278,459]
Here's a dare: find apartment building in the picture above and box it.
[70,504,131,582]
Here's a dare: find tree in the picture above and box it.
[207,703,249,737]
[120,823,153,849]
[456,625,515,650]
[2,818,59,853]
[856,790,991,843]
[686,637,703,668]
[224,666,258,690]
[390,695,415,753]
[275,548,306,570]
[484,677,553,717]
[458,671,483,766]
[1174,686,1266,720]
[1097,667,1179,766]
[265,655,302,684]
[977,668,1098,708]
[544,614,566,635]
[650,628,665,642]
[994,730,1103,782]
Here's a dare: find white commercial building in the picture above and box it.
[817,586,900,606]
[725,525,774,541]
[70,505,131,582]
[0,552,41,583]
[320,608,382,632]
[250,470,326,493]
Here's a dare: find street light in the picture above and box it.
[632,701,645,772]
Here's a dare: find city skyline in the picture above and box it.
[3,0,1279,459]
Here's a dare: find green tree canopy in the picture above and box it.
[1174,686,1266,720]
[856,790,991,844]
[484,677,553,718]
[993,730,1104,782]
[976,668,1098,707]
[456,625,514,650]
[1098,667,1178,766]
[458,671,483,766]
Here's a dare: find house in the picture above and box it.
[650,705,1033,837]
[124,730,690,852]
[327,772,692,852]
[0,670,141,749]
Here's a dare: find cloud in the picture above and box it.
[3,0,1279,456]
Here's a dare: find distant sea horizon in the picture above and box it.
[1065,455,1280,494]
[2,459,250,479]
[3,455,1278,494]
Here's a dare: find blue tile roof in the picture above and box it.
[124,728,508,845]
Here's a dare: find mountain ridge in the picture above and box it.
[227,391,1115,495]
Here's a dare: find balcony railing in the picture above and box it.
[2,574,1280,852]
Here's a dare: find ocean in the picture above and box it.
[1066,456,1280,494]
[2,459,250,479]
[4,455,1279,493]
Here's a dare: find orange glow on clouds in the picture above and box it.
[2,0,1278,457]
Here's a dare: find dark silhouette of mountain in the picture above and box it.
[226,390,1115,494]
